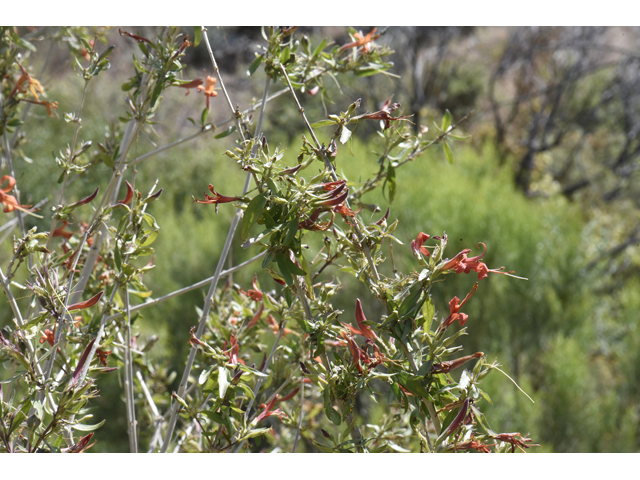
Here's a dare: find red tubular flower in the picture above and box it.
[492,432,539,453]
[453,437,493,453]
[117,180,134,205]
[176,78,204,96]
[62,433,96,453]
[440,243,519,281]
[194,185,241,213]
[68,291,104,312]
[432,352,484,374]
[374,207,390,226]
[439,248,472,272]
[339,28,380,54]
[52,220,73,240]
[255,395,287,423]
[21,98,59,117]
[240,274,264,301]
[0,176,33,213]
[442,397,470,438]
[119,29,152,44]
[363,99,413,130]
[276,387,300,403]
[319,180,346,191]
[438,283,478,332]
[355,299,379,342]
[40,329,55,346]
[96,348,112,367]
[223,334,245,365]
[246,302,264,329]
[411,232,431,258]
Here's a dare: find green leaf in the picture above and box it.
[422,295,435,333]
[312,38,328,60]
[72,419,106,432]
[276,253,294,286]
[441,109,452,133]
[193,27,202,47]
[396,371,431,399]
[323,388,341,425]
[201,107,209,125]
[248,55,263,76]
[310,119,337,128]
[443,141,454,164]
[215,125,236,139]
[236,363,269,377]
[241,193,267,240]
[282,218,299,246]
[386,164,396,204]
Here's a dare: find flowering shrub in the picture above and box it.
[0,26,536,453]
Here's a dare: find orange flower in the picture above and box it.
[239,274,264,301]
[21,98,59,117]
[197,75,218,108]
[40,329,55,346]
[411,232,431,258]
[340,28,380,54]
[96,348,112,367]
[437,283,478,333]
[0,176,33,213]
[9,62,44,101]
[52,220,73,240]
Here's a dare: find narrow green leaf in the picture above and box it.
[241,193,267,240]
[323,388,341,426]
[282,218,299,246]
[193,27,202,47]
[236,363,269,377]
[443,141,454,164]
[310,119,338,128]
[441,109,452,133]
[248,55,263,76]
[72,419,106,432]
[386,164,396,204]
[276,253,294,286]
[215,125,236,139]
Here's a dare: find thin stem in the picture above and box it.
[136,370,164,453]
[202,28,246,144]
[129,125,213,167]
[123,288,138,452]
[291,377,305,452]
[105,251,266,322]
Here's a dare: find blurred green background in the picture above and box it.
[3,26,640,452]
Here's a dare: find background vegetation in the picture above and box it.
[2,26,640,452]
